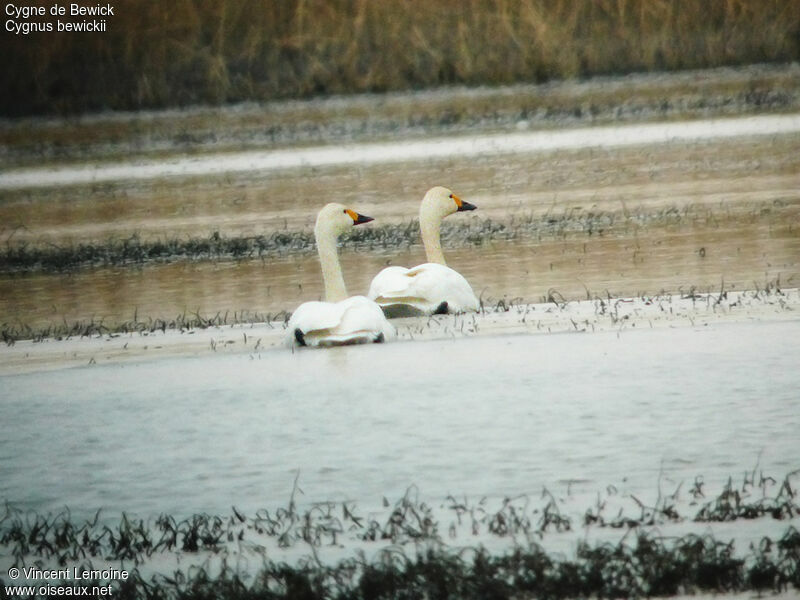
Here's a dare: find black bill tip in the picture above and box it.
[457,200,477,212]
[354,213,374,225]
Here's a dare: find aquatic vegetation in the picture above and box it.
[695,471,800,522]
[0,309,290,346]
[2,473,799,597]
[0,231,316,274]
[2,199,791,275]
[1,526,798,598]
[0,277,793,345]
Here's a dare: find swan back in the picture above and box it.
[287,295,396,347]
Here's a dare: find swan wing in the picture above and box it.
[368,263,479,316]
[287,296,396,347]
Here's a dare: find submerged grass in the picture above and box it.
[1,472,799,598]
[2,0,799,117]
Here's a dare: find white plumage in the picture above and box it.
[288,296,395,347]
[368,186,480,317]
[286,203,396,347]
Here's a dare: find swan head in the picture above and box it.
[420,186,477,223]
[314,202,374,239]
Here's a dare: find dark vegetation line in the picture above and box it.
[0,308,291,346]
[0,203,774,274]
[1,530,799,599]
[1,471,798,598]
[2,0,799,117]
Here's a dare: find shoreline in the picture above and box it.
[2,287,797,376]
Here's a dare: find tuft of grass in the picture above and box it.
[2,0,799,117]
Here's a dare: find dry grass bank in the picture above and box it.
[2,0,799,116]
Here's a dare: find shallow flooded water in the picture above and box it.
[3,114,799,190]
[2,116,798,335]
[2,319,798,522]
[1,220,797,331]
[1,108,800,589]
[2,129,799,248]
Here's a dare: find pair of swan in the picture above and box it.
[287,186,479,348]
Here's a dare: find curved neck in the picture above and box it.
[316,230,348,302]
[420,213,446,266]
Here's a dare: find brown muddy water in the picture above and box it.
[1,223,797,331]
[1,125,799,332]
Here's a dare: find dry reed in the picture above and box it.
[2,0,799,116]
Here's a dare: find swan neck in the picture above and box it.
[317,230,348,303]
[420,214,447,266]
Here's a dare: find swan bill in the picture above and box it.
[456,199,477,212]
[345,209,375,225]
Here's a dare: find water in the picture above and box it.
[1,117,798,334]
[1,112,799,571]
[2,114,799,189]
[2,320,798,522]
[2,222,796,331]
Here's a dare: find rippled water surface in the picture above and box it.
[2,320,798,521]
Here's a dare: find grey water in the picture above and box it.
[1,319,798,524]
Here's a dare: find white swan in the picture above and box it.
[286,203,396,347]
[368,186,480,317]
